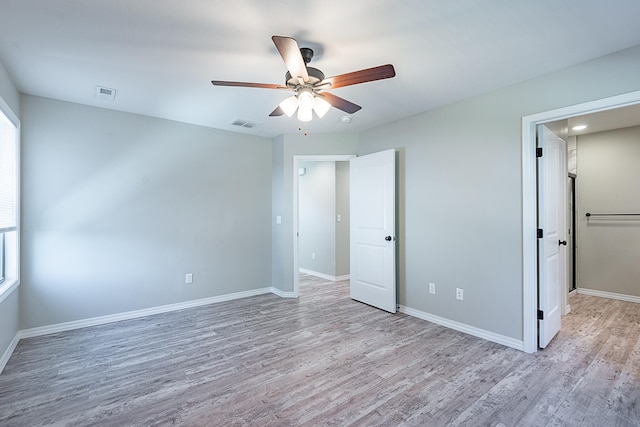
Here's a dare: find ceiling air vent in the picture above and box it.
[95,85,116,101]
[230,118,261,129]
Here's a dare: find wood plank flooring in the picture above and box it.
[1,276,639,426]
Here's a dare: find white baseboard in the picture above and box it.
[0,333,20,375]
[270,287,298,298]
[577,288,640,304]
[299,268,350,282]
[19,287,273,339]
[398,305,525,352]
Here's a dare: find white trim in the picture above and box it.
[299,268,350,282]
[270,287,298,298]
[577,288,640,304]
[521,90,640,354]
[398,305,524,352]
[19,288,272,339]
[292,154,356,296]
[0,94,20,302]
[0,95,18,128]
[0,332,19,374]
[0,279,18,304]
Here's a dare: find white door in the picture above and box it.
[538,125,567,348]
[350,149,396,313]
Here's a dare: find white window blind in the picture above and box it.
[0,109,16,232]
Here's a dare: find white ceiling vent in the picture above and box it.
[230,118,261,129]
[95,85,116,101]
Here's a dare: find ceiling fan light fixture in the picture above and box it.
[279,96,298,117]
[212,36,396,124]
[313,96,331,118]
[297,89,315,110]
[297,105,313,122]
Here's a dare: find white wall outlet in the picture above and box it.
[276,215,282,225]
[312,253,316,260]
[429,282,436,294]
[337,214,342,222]
[456,288,464,300]
[185,273,193,284]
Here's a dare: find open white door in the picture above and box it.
[537,125,567,348]
[350,149,396,313]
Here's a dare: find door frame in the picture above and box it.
[292,154,355,296]
[521,89,640,353]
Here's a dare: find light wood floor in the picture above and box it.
[1,276,639,426]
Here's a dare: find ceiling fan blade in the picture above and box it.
[269,106,284,117]
[272,36,309,83]
[320,92,362,114]
[323,64,396,89]
[211,80,287,89]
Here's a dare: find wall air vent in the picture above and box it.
[230,118,261,129]
[95,85,117,102]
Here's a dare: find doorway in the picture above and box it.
[522,89,640,353]
[292,155,355,296]
[297,160,350,281]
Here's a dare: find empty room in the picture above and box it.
[1,1,640,425]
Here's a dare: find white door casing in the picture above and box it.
[537,125,567,348]
[350,149,396,313]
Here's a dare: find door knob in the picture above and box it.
[385,236,393,242]
[559,240,567,246]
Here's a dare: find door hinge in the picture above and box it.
[537,310,544,320]
[537,229,543,238]
[536,147,543,157]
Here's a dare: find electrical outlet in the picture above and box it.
[312,253,316,260]
[429,282,436,294]
[456,288,464,300]
[185,273,193,284]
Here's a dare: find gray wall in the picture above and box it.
[0,60,20,364]
[299,161,336,275]
[272,134,358,293]
[358,45,640,341]
[271,136,285,291]
[19,95,272,329]
[576,125,640,297]
[335,161,350,277]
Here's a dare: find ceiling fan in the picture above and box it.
[211,36,396,122]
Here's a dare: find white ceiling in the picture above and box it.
[546,103,640,139]
[2,0,640,138]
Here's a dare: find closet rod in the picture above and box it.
[585,212,640,217]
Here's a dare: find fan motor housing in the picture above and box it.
[285,67,325,88]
